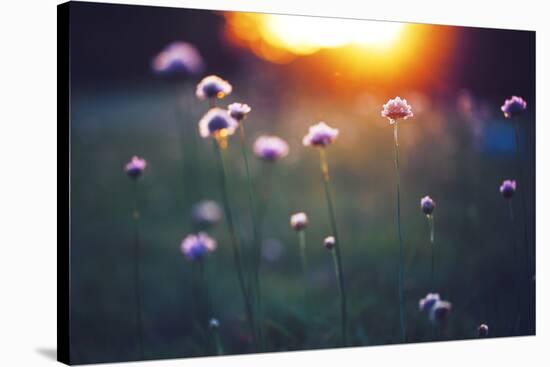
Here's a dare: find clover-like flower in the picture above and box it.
[324,236,336,250]
[152,41,204,75]
[302,122,339,147]
[192,200,223,228]
[196,75,232,100]
[228,103,251,121]
[478,323,489,337]
[124,156,147,179]
[419,293,440,312]
[198,108,239,139]
[253,135,289,162]
[381,96,413,124]
[290,212,308,231]
[501,96,527,118]
[499,179,517,199]
[209,318,220,329]
[429,300,452,323]
[180,232,217,261]
[420,196,436,216]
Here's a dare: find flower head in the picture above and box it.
[419,293,440,312]
[196,75,232,100]
[324,236,336,250]
[253,135,289,162]
[501,96,527,118]
[192,200,223,228]
[209,318,220,329]
[478,323,489,337]
[429,300,452,323]
[499,179,517,199]
[152,41,204,75]
[180,232,217,261]
[302,122,339,147]
[124,156,147,179]
[290,212,308,231]
[381,96,413,124]
[420,196,436,216]
[228,103,251,121]
[198,108,239,139]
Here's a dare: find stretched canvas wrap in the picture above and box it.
[58,1,536,365]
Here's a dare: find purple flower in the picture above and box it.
[196,75,232,100]
[381,96,413,124]
[302,122,339,147]
[198,108,239,139]
[420,196,436,215]
[501,96,527,118]
[152,41,204,75]
[228,103,251,121]
[124,156,147,179]
[478,323,489,337]
[253,135,289,161]
[180,232,217,261]
[429,300,452,323]
[290,212,308,231]
[324,236,336,250]
[419,293,440,312]
[192,200,223,228]
[499,179,517,199]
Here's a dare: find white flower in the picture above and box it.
[198,108,239,139]
[302,122,339,147]
[253,135,289,161]
[381,96,413,124]
[290,212,308,231]
[228,103,251,121]
[196,75,232,100]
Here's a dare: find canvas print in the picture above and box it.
[59,1,536,364]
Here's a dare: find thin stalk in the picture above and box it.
[428,214,435,290]
[319,148,347,347]
[393,122,407,342]
[132,180,144,359]
[212,139,257,349]
[238,123,264,349]
[212,328,224,355]
[298,230,309,331]
[507,200,522,335]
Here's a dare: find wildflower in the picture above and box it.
[478,323,489,337]
[501,96,527,118]
[419,293,440,312]
[253,135,289,161]
[302,122,339,147]
[192,200,223,228]
[290,212,308,231]
[180,232,217,261]
[429,300,452,323]
[209,318,220,329]
[151,41,203,75]
[500,179,517,199]
[228,103,251,121]
[196,75,232,100]
[124,156,147,179]
[198,108,238,145]
[420,196,436,216]
[381,96,414,124]
[324,236,336,250]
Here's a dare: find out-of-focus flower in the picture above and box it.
[324,236,335,250]
[499,179,517,199]
[501,96,527,119]
[429,300,452,323]
[125,156,147,179]
[228,103,251,121]
[209,318,220,329]
[290,212,308,231]
[192,200,223,228]
[180,232,217,261]
[302,122,339,147]
[261,238,285,263]
[196,75,232,100]
[419,293,440,312]
[253,135,289,161]
[478,323,489,337]
[381,96,413,124]
[420,196,436,216]
[151,41,204,75]
[198,108,239,139]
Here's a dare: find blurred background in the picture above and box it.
[68,2,536,364]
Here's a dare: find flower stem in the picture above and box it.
[132,180,144,359]
[212,139,257,349]
[212,328,224,355]
[298,230,309,335]
[319,148,347,347]
[238,123,264,349]
[427,215,435,290]
[393,122,407,343]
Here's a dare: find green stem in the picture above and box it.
[238,123,263,349]
[319,148,347,347]
[212,329,224,355]
[428,215,434,290]
[393,122,406,342]
[132,180,144,359]
[298,230,309,336]
[212,139,257,349]
[508,200,522,335]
